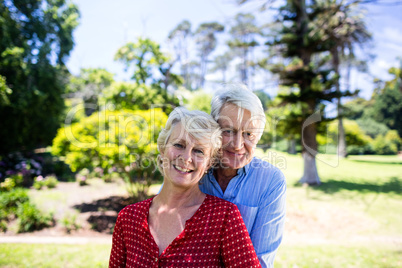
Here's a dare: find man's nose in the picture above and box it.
[232,132,244,150]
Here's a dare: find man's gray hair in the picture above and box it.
[211,84,266,136]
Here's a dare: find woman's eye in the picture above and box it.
[194,149,204,155]
[174,143,183,148]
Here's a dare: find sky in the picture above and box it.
[66,0,402,100]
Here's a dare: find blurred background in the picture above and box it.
[0,0,401,267]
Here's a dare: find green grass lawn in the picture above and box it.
[0,243,111,268]
[1,152,401,267]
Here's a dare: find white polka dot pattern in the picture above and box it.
[109,195,261,267]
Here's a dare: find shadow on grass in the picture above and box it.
[349,160,402,165]
[302,177,402,195]
[73,195,150,233]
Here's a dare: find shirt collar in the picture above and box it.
[207,157,254,178]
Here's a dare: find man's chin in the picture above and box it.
[220,156,248,170]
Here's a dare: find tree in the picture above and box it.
[267,0,351,185]
[227,13,261,87]
[209,51,233,84]
[167,20,193,90]
[194,22,225,88]
[68,68,114,116]
[313,0,371,157]
[371,65,402,137]
[100,82,166,111]
[114,37,181,109]
[0,0,80,154]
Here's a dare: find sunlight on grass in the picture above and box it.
[0,243,111,268]
[276,244,401,268]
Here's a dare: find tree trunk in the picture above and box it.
[300,151,320,185]
[332,47,347,158]
[338,107,347,158]
[288,138,296,154]
[299,108,321,185]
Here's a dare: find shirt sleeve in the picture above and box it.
[251,170,287,268]
[109,211,127,268]
[221,204,262,268]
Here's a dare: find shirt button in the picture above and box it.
[155,257,158,262]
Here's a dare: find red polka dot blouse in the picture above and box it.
[109,194,261,267]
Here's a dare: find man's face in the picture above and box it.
[217,103,261,170]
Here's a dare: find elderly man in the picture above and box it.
[199,85,286,268]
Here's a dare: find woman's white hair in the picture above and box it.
[157,107,222,172]
[211,84,266,138]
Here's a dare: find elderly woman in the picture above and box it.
[109,107,261,267]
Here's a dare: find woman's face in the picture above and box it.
[160,122,212,189]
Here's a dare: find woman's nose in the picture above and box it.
[180,148,192,163]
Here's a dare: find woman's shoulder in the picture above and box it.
[118,197,154,217]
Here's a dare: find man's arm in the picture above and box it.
[250,170,286,268]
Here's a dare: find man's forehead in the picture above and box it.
[218,115,260,129]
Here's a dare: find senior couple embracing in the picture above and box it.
[109,84,286,268]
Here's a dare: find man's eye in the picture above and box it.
[245,132,255,140]
[223,129,233,135]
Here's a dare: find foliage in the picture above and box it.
[16,201,53,233]
[76,168,89,186]
[168,20,193,90]
[372,131,400,155]
[371,67,402,137]
[0,0,80,154]
[100,82,167,110]
[356,117,389,138]
[0,153,44,187]
[115,37,182,90]
[186,90,212,113]
[61,212,81,233]
[227,13,261,85]
[0,188,29,215]
[68,68,115,116]
[194,22,225,88]
[51,108,168,196]
[33,175,59,190]
[0,188,53,232]
[319,119,371,147]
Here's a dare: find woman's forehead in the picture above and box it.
[169,123,212,148]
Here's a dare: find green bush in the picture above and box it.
[76,168,89,186]
[0,188,53,233]
[0,188,29,214]
[16,202,53,233]
[43,175,58,188]
[0,173,24,192]
[0,178,15,191]
[61,213,81,233]
[52,108,168,196]
[33,175,59,190]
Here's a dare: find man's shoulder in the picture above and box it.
[248,157,284,177]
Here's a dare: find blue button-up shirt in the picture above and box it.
[199,157,286,268]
